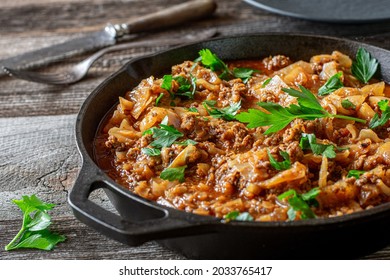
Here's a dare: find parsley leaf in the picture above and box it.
[160,75,197,99]
[301,188,321,204]
[155,93,164,106]
[175,139,198,146]
[347,170,366,179]
[187,107,199,113]
[299,133,336,158]
[5,195,66,251]
[223,211,254,222]
[369,100,390,129]
[198,48,227,72]
[235,85,365,134]
[267,149,291,170]
[341,99,356,110]
[141,147,161,156]
[233,67,257,83]
[282,86,324,112]
[142,117,190,156]
[198,49,257,82]
[174,75,197,99]
[161,75,173,92]
[144,118,184,149]
[262,77,272,88]
[203,100,216,106]
[278,188,320,221]
[318,72,344,96]
[203,100,241,121]
[160,165,187,182]
[351,47,379,84]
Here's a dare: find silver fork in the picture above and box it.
[3,29,217,85]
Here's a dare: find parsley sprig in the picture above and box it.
[5,195,66,251]
[143,117,184,149]
[278,188,320,221]
[142,117,198,182]
[175,139,198,146]
[267,149,291,170]
[155,93,164,106]
[262,77,272,88]
[160,165,187,183]
[141,147,161,156]
[351,47,379,84]
[341,99,356,110]
[318,72,343,96]
[347,170,366,179]
[161,74,197,99]
[235,85,365,135]
[369,99,390,129]
[198,49,257,82]
[224,211,254,222]
[203,100,241,121]
[299,133,336,158]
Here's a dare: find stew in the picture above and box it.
[94,49,390,222]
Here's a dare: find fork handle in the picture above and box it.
[111,0,217,37]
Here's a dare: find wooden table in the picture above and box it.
[0,0,389,260]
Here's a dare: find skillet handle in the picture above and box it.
[69,161,210,246]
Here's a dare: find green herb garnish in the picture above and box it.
[224,211,254,221]
[369,99,390,129]
[160,165,187,182]
[198,49,257,82]
[232,67,257,83]
[235,85,365,135]
[262,77,272,88]
[203,100,241,121]
[198,49,227,72]
[203,100,217,106]
[351,47,379,84]
[141,147,162,156]
[161,74,173,95]
[267,149,291,170]
[278,188,320,221]
[5,195,66,251]
[175,75,197,99]
[161,74,197,99]
[318,72,344,96]
[187,107,199,113]
[341,99,356,110]
[143,116,184,149]
[155,93,164,106]
[299,133,336,158]
[175,139,198,146]
[347,170,366,179]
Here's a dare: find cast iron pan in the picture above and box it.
[69,34,390,259]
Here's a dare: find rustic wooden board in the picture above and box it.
[1,0,390,260]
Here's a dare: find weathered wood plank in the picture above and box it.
[1,0,90,8]
[0,115,79,217]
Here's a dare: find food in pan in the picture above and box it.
[95,47,390,222]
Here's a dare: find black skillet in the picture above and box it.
[69,34,390,259]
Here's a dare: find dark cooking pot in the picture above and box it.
[69,34,390,259]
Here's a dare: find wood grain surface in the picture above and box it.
[0,0,389,260]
